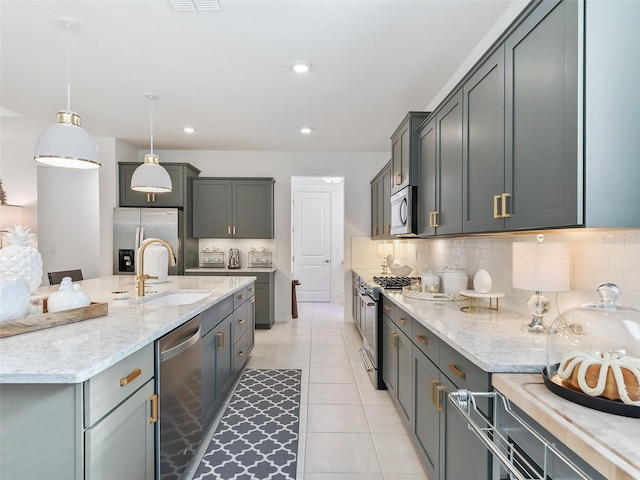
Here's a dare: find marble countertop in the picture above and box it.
[185,267,276,273]
[493,374,640,480]
[0,275,255,384]
[352,268,545,373]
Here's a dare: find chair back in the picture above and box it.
[47,269,84,286]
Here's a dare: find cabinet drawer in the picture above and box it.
[247,282,256,298]
[381,296,396,320]
[233,301,248,344]
[394,307,413,338]
[439,343,490,393]
[84,343,154,427]
[233,286,248,309]
[233,332,249,377]
[412,320,440,364]
[201,296,234,336]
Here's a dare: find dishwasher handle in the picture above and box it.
[160,326,201,362]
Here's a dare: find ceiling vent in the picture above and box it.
[169,0,219,11]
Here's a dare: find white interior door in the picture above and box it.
[293,191,331,302]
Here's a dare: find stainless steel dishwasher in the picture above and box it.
[156,315,202,480]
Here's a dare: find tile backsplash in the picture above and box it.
[389,229,640,316]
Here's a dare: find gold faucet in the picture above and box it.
[137,238,177,297]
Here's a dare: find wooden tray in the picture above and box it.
[0,302,108,339]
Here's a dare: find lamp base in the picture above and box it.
[525,291,550,334]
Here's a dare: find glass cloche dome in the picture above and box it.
[544,283,640,417]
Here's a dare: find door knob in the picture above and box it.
[324,260,330,263]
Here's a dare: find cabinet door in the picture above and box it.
[246,294,256,352]
[215,315,234,400]
[253,282,271,328]
[371,178,379,238]
[413,347,440,480]
[192,179,233,238]
[232,179,274,238]
[85,380,155,480]
[381,166,392,237]
[436,91,464,235]
[395,328,413,425]
[391,132,404,194]
[119,163,185,208]
[504,0,579,230]
[463,47,506,233]
[381,315,397,397]
[417,118,437,236]
[440,374,491,480]
[202,328,218,428]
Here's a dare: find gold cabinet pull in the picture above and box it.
[217,331,225,349]
[238,294,245,300]
[238,318,246,324]
[433,211,439,227]
[249,298,255,304]
[228,226,231,235]
[398,317,407,325]
[493,194,501,219]
[239,350,245,357]
[501,193,511,218]
[390,332,397,349]
[383,304,391,311]
[448,363,466,379]
[249,287,255,293]
[429,211,439,228]
[149,394,158,423]
[120,368,142,387]
[373,227,378,236]
[395,172,402,185]
[436,385,446,412]
[233,226,236,235]
[416,334,428,345]
[385,224,391,234]
[431,380,439,405]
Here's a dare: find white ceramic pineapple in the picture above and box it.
[0,225,43,293]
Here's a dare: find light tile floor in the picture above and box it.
[246,302,429,480]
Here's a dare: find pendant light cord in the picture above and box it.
[149,97,154,156]
[65,23,72,112]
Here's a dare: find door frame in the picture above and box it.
[291,176,344,304]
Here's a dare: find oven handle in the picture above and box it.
[358,291,376,306]
[448,390,591,480]
[358,348,375,373]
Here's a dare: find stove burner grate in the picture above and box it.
[373,276,419,289]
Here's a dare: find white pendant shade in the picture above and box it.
[34,111,100,169]
[131,154,172,193]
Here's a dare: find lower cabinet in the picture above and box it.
[382,311,413,425]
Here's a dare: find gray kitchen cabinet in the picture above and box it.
[417,91,463,236]
[462,47,506,233]
[192,177,275,239]
[382,314,397,400]
[370,161,392,239]
[390,112,430,194]
[119,162,200,208]
[213,314,234,404]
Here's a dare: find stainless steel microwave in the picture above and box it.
[390,186,417,236]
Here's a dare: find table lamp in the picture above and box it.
[377,242,393,275]
[512,234,570,333]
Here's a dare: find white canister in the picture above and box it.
[47,277,91,313]
[441,268,468,294]
[421,272,441,293]
[144,244,169,284]
[0,276,31,321]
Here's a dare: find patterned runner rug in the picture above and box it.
[193,369,301,480]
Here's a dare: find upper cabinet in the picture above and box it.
[371,161,392,239]
[391,112,431,195]
[192,178,275,239]
[119,162,200,208]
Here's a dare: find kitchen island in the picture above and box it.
[0,275,256,480]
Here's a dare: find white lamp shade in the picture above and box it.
[512,241,570,292]
[131,155,172,193]
[34,113,100,169]
[0,205,23,231]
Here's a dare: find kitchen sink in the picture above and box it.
[139,291,211,306]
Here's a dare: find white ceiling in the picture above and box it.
[1,0,516,153]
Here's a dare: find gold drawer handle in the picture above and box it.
[398,317,407,325]
[249,287,255,293]
[448,364,466,379]
[238,294,245,300]
[249,298,255,304]
[431,380,439,405]
[436,385,445,412]
[493,194,501,219]
[239,350,245,357]
[501,192,511,218]
[238,318,246,324]
[120,368,141,387]
[395,172,402,185]
[416,334,428,345]
[390,332,397,349]
[149,394,158,423]
[383,304,391,311]
[217,331,225,349]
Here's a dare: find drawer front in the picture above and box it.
[381,296,396,320]
[246,282,256,299]
[233,332,249,377]
[84,343,154,427]
[201,296,234,336]
[233,301,248,344]
[412,320,440,364]
[394,307,413,338]
[439,342,490,393]
[233,286,248,309]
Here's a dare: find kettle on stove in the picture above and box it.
[228,248,241,269]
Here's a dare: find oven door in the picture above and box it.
[358,292,385,389]
[390,186,416,236]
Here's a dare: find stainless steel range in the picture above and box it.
[372,276,418,289]
[356,277,384,389]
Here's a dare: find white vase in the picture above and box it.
[0,276,31,321]
[47,277,91,313]
[473,269,492,293]
[144,244,168,284]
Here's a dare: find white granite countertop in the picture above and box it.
[185,267,276,273]
[353,268,545,373]
[0,275,255,384]
[493,374,640,480]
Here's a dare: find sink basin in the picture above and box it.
[140,292,211,306]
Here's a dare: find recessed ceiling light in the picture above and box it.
[183,126,195,133]
[169,0,219,11]
[300,127,313,134]
[291,62,312,74]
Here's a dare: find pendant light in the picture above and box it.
[34,18,100,169]
[130,94,172,193]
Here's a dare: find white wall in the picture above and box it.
[155,149,388,322]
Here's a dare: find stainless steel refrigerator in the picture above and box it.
[113,207,196,276]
